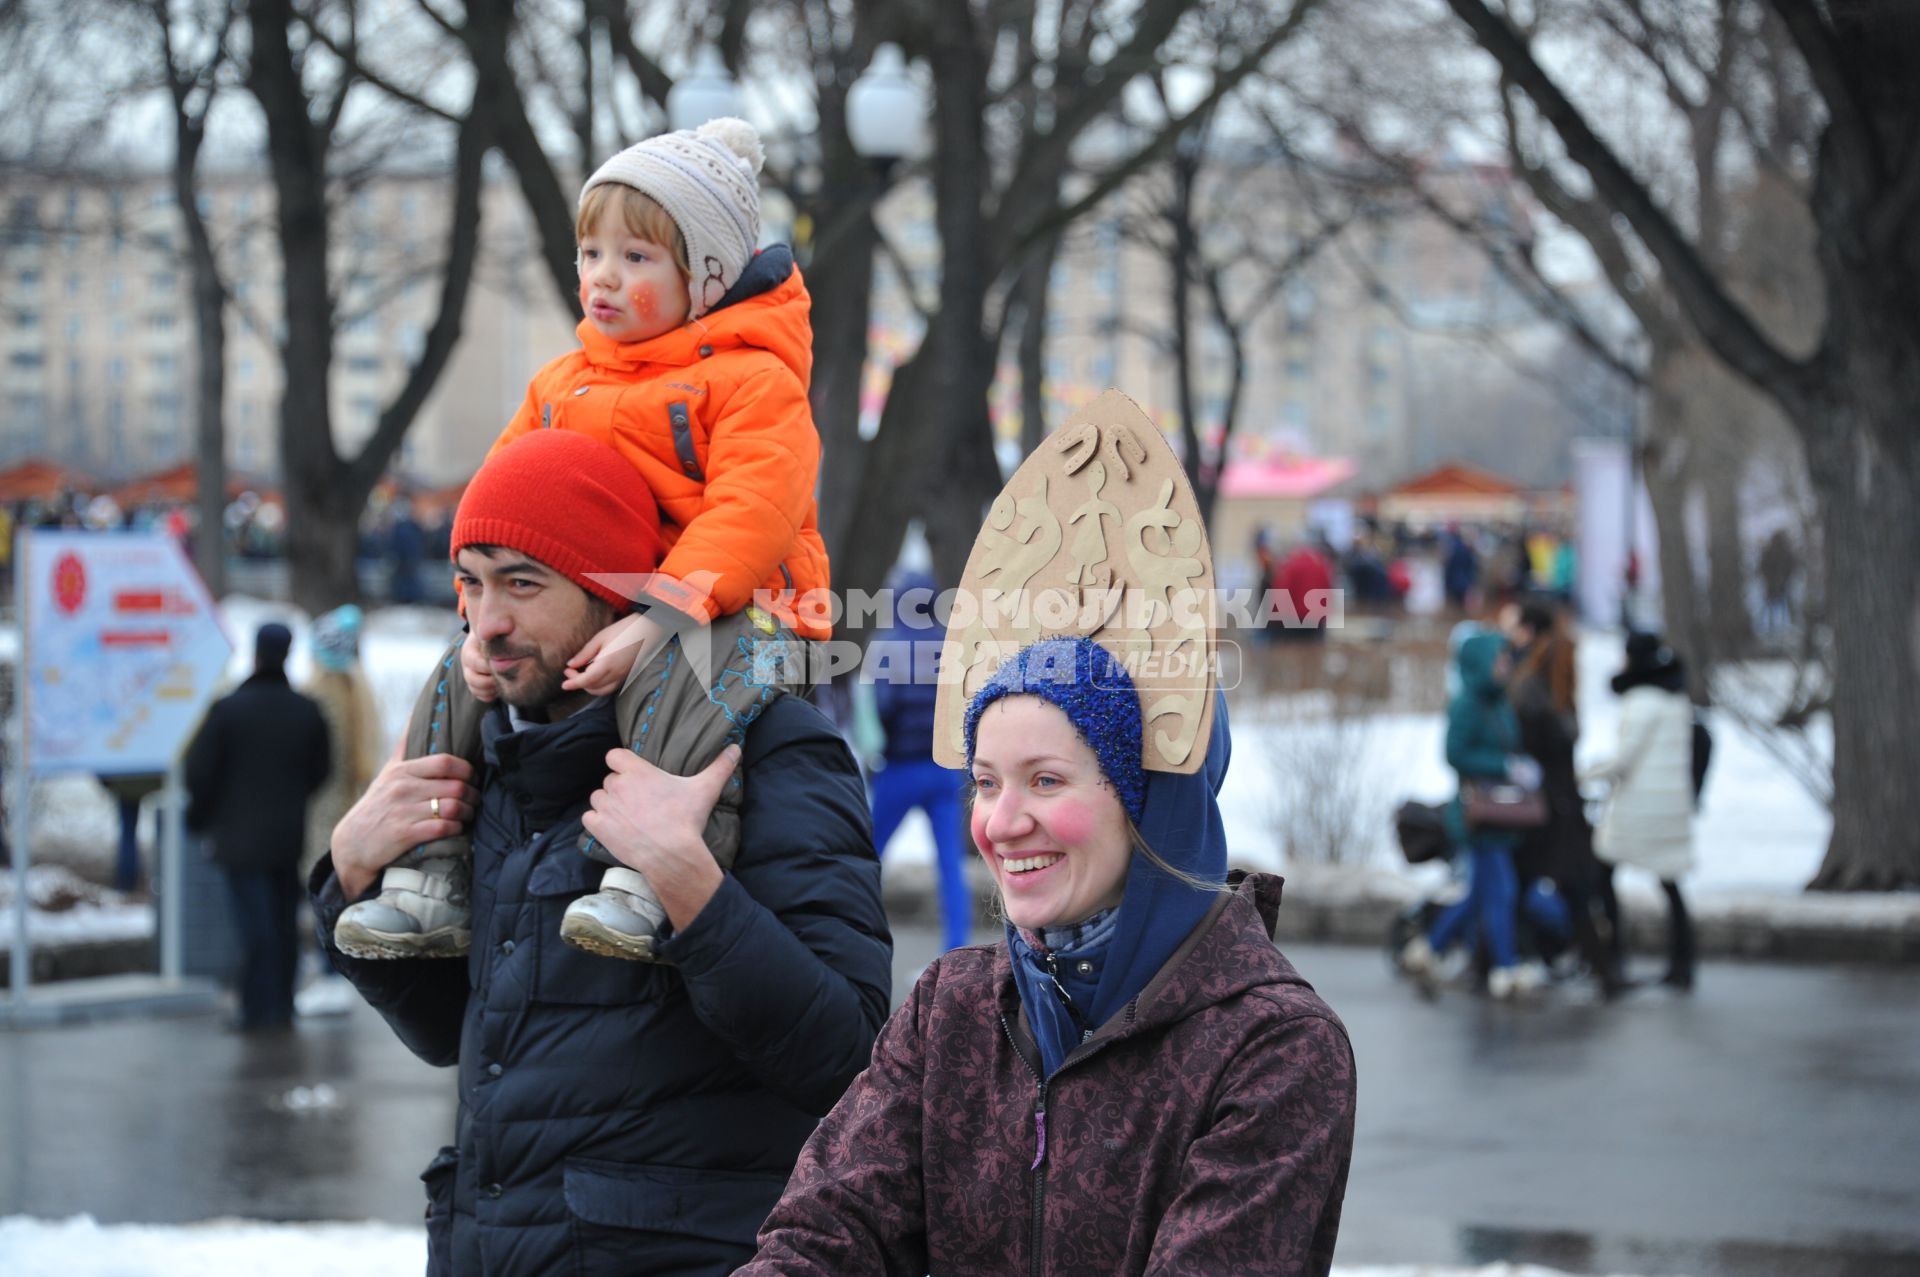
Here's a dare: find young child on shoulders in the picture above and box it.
[334,117,831,965]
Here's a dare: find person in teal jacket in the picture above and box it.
[1401,629,1535,999]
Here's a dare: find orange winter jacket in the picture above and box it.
[488,248,831,639]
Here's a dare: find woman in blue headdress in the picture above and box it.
[740,635,1357,1277]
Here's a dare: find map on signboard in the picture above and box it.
[20,530,233,777]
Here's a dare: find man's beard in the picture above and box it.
[487,610,607,714]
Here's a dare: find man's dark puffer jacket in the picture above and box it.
[311,693,892,1276]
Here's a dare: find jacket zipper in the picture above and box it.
[1000,1012,1049,1277]
[540,402,552,430]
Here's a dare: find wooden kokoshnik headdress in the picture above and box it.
[932,389,1218,774]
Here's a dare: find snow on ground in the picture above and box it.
[0,1216,1680,1277]
[0,864,152,945]
[1,604,1863,952]
[877,627,1837,898]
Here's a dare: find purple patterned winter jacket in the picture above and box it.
[740,872,1356,1276]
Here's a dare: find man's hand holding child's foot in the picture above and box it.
[564,611,667,696]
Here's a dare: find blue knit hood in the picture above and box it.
[971,654,1230,1078]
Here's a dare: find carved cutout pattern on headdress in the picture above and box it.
[933,391,1216,774]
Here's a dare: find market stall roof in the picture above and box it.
[1218,454,1358,500]
[0,459,89,503]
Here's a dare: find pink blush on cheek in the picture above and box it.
[1041,798,1099,847]
[577,278,592,311]
[970,810,995,856]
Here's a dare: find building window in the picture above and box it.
[107,274,125,300]
[108,357,126,382]
[14,309,40,329]
[345,354,381,375]
[64,316,83,342]
[1283,281,1315,335]
[147,312,175,333]
[8,351,44,369]
[16,268,40,292]
[150,271,177,293]
[6,197,41,249]
[66,271,82,298]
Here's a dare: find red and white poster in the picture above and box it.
[17,529,233,777]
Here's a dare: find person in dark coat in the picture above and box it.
[1442,525,1479,611]
[741,638,1356,1276]
[1507,600,1624,998]
[867,568,972,951]
[311,468,892,1277]
[185,623,332,1032]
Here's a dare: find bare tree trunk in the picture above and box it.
[1014,237,1059,458]
[834,349,929,615]
[808,212,879,567]
[250,0,489,616]
[250,0,353,610]
[1703,459,1754,661]
[172,104,225,598]
[1169,142,1200,497]
[804,78,884,569]
[1642,350,1712,704]
[1806,412,1920,889]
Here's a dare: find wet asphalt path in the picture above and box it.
[3,928,1917,1277]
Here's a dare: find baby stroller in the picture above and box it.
[1387,799,1576,986]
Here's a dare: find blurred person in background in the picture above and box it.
[1582,632,1697,991]
[298,605,387,1017]
[865,569,972,952]
[1400,630,1539,1000]
[1274,537,1336,641]
[1507,599,1624,999]
[185,623,332,1032]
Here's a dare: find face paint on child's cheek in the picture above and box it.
[628,285,659,321]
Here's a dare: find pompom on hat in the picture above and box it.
[451,431,666,612]
[580,117,766,319]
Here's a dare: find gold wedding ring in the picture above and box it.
[430,796,442,819]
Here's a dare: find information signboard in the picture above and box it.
[18,529,233,777]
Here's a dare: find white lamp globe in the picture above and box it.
[667,45,740,132]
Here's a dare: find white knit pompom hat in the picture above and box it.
[580,117,766,320]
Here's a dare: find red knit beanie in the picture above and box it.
[451,431,665,611]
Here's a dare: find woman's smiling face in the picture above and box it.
[969,695,1133,932]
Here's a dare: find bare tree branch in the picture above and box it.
[999,0,1320,264]
[1447,0,1812,411]
[298,10,462,124]
[1764,0,1880,193]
